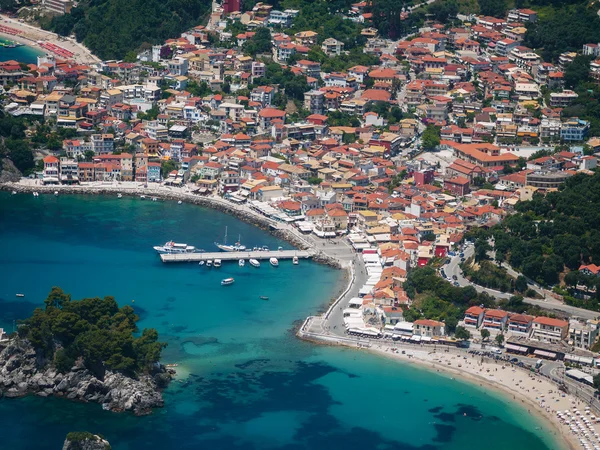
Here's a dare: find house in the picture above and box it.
[579,264,600,276]
[568,319,600,349]
[507,314,534,335]
[321,38,344,56]
[444,176,470,196]
[413,319,445,337]
[530,316,569,343]
[43,155,60,184]
[464,306,484,328]
[560,118,590,142]
[482,309,509,331]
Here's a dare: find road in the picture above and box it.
[443,246,599,320]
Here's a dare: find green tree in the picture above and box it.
[495,333,505,346]
[564,55,592,89]
[480,328,490,341]
[515,275,528,293]
[455,326,471,340]
[421,126,440,150]
[478,0,507,18]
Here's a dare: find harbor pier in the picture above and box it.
[160,250,312,263]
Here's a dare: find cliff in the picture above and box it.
[0,339,172,415]
[62,433,111,450]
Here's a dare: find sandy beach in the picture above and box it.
[0,15,100,64]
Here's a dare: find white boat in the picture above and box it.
[140,195,146,199]
[215,226,246,252]
[270,257,279,267]
[16,293,24,297]
[198,261,205,266]
[117,193,122,198]
[153,241,197,254]
[221,277,235,286]
[213,259,222,268]
[178,200,182,204]
[239,259,245,267]
[152,197,157,201]
[249,258,260,268]
[33,192,39,197]
[54,191,58,196]
[11,190,16,195]
[206,260,213,267]
[293,256,299,265]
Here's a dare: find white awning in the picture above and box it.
[421,336,432,342]
[565,354,594,366]
[411,335,422,342]
[505,343,528,353]
[534,349,557,359]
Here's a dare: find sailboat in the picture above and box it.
[215,226,246,252]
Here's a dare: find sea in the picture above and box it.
[0,39,43,64]
[0,192,563,450]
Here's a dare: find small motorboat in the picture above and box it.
[140,195,146,199]
[239,259,245,267]
[206,260,213,267]
[16,293,25,297]
[33,192,39,197]
[293,256,299,265]
[198,261,205,266]
[117,193,122,198]
[270,257,279,267]
[249,258,260,268]
[259,296,269,300]
[178,200,182,204]
[54,191,58,196]
[221,277,235,286]
[11,190,16,195]
[152,197,158,201]
[214,259,222,268]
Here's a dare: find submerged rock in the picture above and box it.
[62,432,111,450]
[0,339,172,415]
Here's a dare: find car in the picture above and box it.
[445,259,450,264]
[453,281,460,286]
[460,257,465,262]
[459,253,464,258]
[452,275,458,280]
[510,357,519,363]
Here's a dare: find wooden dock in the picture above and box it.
[159,250,312,263]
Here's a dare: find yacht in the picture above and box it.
[249,258,260,268]
[239,259,245,267]
[270,257,279,267]
[293,256,299,265]
[206,259,213,267]
[153,241,197,254]
[215,226,246,252]
[213,259,222,268]
[221,277,235,286]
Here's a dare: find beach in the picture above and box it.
[0,15,99,64]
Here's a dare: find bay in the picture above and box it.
[0,192,561,450]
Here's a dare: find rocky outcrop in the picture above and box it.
[0,339,172,416]
[62,433,111,450]
[0,158,21,183]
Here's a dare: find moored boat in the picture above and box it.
[270,257,279,267]
[239,259,245,267]
[16,293,24,297]
[249,258,260,268]
[221,277,235,286]
[206,259,213,267]
[293,256,299,265]
[153,241,197,254]
[215,226,247,252]
[214,259,222,268]
[198,261,205,266]
[259,296,269,300]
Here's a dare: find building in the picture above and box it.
[42,155,60,184]
[444,176,470,196]
[43,0,73,15]
[530,317,569,344]
[482,309,509,331]
[549,90,578,108]
[321,38,344,56]
[507,314,534,335]
[222,0,240,14]
[568,319,600,350]
[525,171,573,189]
[413,319,445,337]
[304,90,325,115]
[91,134,114,155]
[464,306,484,328]
[560,118,590,141]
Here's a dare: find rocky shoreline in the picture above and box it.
[0,338,173,416]
[0,182,344,269]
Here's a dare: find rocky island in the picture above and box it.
[62,432,111,450]
[0,287,172,415]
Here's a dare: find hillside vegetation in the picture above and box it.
[47,0,212,60]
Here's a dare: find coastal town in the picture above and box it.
[3,0,600,448]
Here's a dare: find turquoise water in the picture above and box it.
[0,193,562,450]
[0,42,43,63]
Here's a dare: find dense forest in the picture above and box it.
[17,287,166,377]
[468,171,600,290]
[47,0,212,60]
